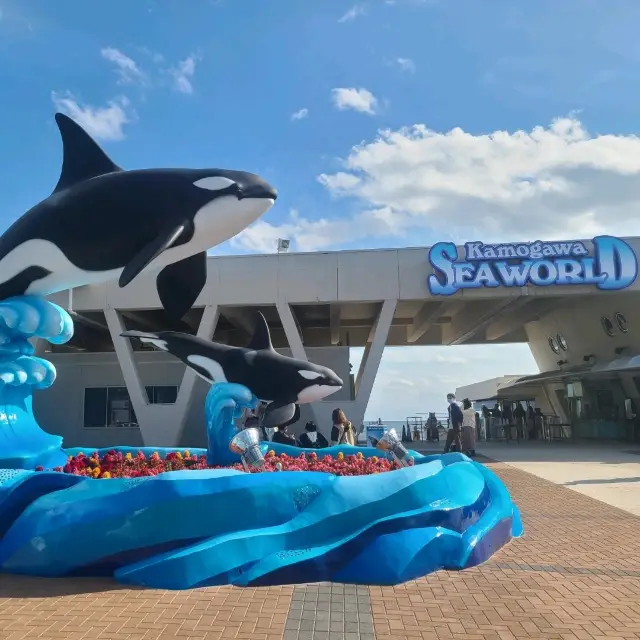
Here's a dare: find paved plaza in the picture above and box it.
[0,456,639,640]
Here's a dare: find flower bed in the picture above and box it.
[35,449,397,478]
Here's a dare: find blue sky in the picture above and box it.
[2,0,640,419]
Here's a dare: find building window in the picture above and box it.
[548,337,559,354]
[615,312,628,333]
[557,334,568,351]
[145,385,178,404]
[601,316,615,337]
[83,385,178,428]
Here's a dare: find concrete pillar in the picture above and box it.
[276,301,317,424]
[351,299,396,427]
[106,305,219,447]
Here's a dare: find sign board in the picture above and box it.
[427,235,638,296]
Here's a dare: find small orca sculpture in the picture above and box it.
[0,113,277,319]
[122,312,343,427]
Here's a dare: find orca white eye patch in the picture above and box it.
[298,370,323,380]
[193,176,236,191]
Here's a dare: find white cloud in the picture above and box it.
[101,47,147,85]
[350,344,538,420]
[231,207,405,253]
[338,4,365,22]
[170,55,199,94]
[331,87,378,114]
[235,116,640,252]
[51,92,134,141]
[396,57,416,73]
[291,108,309,121]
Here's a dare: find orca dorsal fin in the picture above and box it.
[247,312,274,351]
[52,112,122,193]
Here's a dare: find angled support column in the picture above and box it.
[408,301,462,343]
[277,301,317,424]
[106,305,220,447]
[330,304,341,345]
[173,304,220,444]
[443,297,528,345]
[353,299,396,427]
[105,307,149,424]
[276,301,307,361]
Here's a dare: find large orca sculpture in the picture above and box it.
[0,113,277,319]
[122,312,343,427]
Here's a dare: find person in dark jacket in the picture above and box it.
[298,421,329,449]
[444,392,463,453]
[271,424,297,446]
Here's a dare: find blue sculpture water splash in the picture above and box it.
[205,383,258,466]
[0,298,523,590]
[0,296,73,470]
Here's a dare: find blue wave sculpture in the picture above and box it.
[0,296,523,589]
[0,296,72,470]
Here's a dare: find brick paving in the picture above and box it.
[0,460,638,639]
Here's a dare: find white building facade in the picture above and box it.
[36,236,640,447]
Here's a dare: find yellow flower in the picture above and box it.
[175,451,183,459]
[372,456,378,463]
[125,452,133,460]
[184,450,191,458]
[101,472,111,479]
[91,467,101,478]
[356,452,363,459]
[267,450,276,458]
[337,452,344,461]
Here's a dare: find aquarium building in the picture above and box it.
[37,235,640,447]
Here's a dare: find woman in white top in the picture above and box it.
[330,408,356,446]
[461,398,477,457]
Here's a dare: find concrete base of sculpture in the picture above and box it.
[0,296,523,589]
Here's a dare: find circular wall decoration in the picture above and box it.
[548,336,560,354]
[614,312,628,333]
[601,316,615,337]
[557,333,568,351]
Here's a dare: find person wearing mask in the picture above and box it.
[461,398,477,457]
[444,393,463,453]
[331,408,356,446]
[298,421,329,449]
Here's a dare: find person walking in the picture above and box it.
[461,398,477,457]
[444,393,463,453]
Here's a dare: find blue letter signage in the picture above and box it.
[427,236,637,296]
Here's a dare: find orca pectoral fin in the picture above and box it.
[119,223,189,289]
[157,251,207,320]
[263,401,298,429]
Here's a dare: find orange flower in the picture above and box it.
[101,472,111,479]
